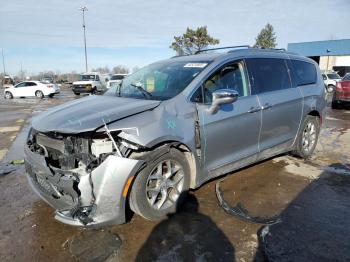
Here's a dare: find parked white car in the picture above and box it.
[4,81,60,99]
[322,71,341,92]
[107,73,128,89]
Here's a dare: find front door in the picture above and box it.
[194,60,262,173]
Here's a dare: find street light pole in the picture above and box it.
[2,48,6,75]
[79,7,88,72]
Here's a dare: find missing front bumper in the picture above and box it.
[24,144,144,226]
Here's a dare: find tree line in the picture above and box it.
[170,23,277,55]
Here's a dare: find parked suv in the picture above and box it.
[24,47,326,227]
[332,73,350,108]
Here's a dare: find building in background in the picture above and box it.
[288,39,350,76]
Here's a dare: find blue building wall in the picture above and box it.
[287,39,350,57]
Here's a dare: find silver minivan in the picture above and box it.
[25,47,326,226]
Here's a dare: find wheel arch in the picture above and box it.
[307,110,321,124]
[128,140,198,189]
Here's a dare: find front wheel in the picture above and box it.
[327,85,335,93]
[130,148,190,220]
[292,115,320,159]
[35,90,44,99]
[4,91,13,99]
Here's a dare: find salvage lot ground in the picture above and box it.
[0,88,350,261]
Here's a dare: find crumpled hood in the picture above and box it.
[73,80,95,85]
[32,95,161,134]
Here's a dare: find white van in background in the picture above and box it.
[72,72,107,95]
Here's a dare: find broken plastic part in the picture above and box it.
[103,120,122,157]
[215,177,281,225]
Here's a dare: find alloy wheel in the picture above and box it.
[146,159,185,210]
[302,122,316,153]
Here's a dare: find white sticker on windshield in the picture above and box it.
[184,63,208,68]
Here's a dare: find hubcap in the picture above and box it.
[146,160,184,210]
[302,122,316,153]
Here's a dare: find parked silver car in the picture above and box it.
[24,47,326,227]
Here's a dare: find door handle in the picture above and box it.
[248,107,262,113]
[261,103,272,110]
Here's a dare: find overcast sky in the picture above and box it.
[0,0,349,75]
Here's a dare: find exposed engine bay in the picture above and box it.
[27,128,142,171]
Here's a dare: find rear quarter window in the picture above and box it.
[246,58,291,94]
[291,60,317,86]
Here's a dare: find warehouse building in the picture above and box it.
[287,39,350,76]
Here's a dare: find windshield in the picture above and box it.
[111,75,125,80]
[80,74,96,81]
[105,60,210,100]
[327,73,341,80]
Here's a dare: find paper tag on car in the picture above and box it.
[184,63,208,68]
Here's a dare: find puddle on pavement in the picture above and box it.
[67,230,122,262]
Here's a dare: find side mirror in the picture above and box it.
[208,89,239,114]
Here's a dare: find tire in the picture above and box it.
[48,94,54,98]
[92,87,97,94]
[130,148,190,220]
[74,92,80,95]
[292,115,320,159]
[4,91,13,99]
[35,90,44,99]
[327,85,335,93]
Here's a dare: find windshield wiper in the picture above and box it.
[130,83,153,98]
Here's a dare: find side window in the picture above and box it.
[246,58,291,94]
[322,74,327,80]
[194,61,249,104]
[15,82,26,88]
[96,75,100,81]
[26,82,37,86]
[291,60,317,86]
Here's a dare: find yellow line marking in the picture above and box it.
[0,126,21,133]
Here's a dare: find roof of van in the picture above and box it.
[169,48,303,62]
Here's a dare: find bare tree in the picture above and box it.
[91,66,110,74]
[112,65,129,74]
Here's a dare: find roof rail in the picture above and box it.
[259,47,286,51]
[195,45,251,54]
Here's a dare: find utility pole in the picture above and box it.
[2,48,6,75]
[79,6,88,72]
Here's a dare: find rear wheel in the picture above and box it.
[74,92,80,95]
[292,115,320,159]
[35,90,44,99]
[130,148,190,220]
[4,91,13,99]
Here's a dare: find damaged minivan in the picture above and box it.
[25,47,326,226]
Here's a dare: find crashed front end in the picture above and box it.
[24,128,144,227]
